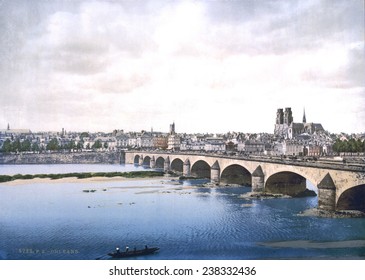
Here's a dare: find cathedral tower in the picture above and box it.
[169,122,175,135]
[276,109,284,124]
[284,108,293,125]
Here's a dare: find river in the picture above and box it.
[0,164,364,260]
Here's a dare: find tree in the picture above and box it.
[12,139,21,153]
[332,139,342,153]
[92,140,102,149]
[65,140,77,151]
[21,139,32,152]
[356,139,363,152]
[1,139,12,153]
[76,141,84,150]
[339,140,346,153]
[47,138,60,151]
[80,132,89,139]
[332,138,364,153]
[32,142,40,152]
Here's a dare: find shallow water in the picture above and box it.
[0,164,364,260]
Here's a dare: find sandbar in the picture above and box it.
[0,175,167,186]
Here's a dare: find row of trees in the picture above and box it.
[1,139,38,153]
[45,138,85,151]
[332,138,365,153]
[1,138,108,153]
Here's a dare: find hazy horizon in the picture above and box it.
[2,122,363,136]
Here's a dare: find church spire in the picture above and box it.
[302,108,306,123]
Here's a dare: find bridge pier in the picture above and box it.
[183,159,191,176]
[211,161,220,184]
[252,166,264,192]
[138,156,143,166]
[120,151,126,164]
[164,156,170,172]
[318,173,336,211]
[150,156,156,169]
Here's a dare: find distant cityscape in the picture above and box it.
[1,108,364,157]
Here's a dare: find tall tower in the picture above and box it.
[169,122,175,135]
[302,108,306,123]
[276,109,284,124]
[284,108,293,125]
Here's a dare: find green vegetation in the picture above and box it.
[0,171,165,183]
[80,132,89,139]
[122,171,163,178]
[46,138,60,151]
[0,175,12,182]
[1,137,82,153]
[1,139,37,153]
[333,138,365,153]
[92,140,102,149]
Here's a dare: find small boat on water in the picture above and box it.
[108,246,159,259]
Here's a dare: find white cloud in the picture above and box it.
[0,0,364,133]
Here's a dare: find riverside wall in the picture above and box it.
[0,151,123,165]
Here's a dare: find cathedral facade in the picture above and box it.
[274,108,324,139]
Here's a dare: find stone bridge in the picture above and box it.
[125,151,365,212]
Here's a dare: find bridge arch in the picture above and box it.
[155,156,165,169]
[134,155,140,165]
[171,158,184,173]
[221,164,251,185]
[265,171,315,197]
[337,184,365,212]
[142,156,151,167]
[191,160,211,179]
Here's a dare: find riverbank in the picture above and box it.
[0,151,122,164]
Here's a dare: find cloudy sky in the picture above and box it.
[0,0,364,133]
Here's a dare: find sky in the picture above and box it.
[0,0,364,134]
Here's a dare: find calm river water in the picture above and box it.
[0,164,364,260]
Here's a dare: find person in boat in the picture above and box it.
[116,247,120,254]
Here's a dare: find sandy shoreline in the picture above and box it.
[0,175,168,186]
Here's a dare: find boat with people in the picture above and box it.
[107,245,159,259]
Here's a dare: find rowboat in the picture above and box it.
[107,246,159,258]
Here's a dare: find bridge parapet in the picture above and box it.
[126,150,365,172]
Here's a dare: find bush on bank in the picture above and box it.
[0,171,164,183]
